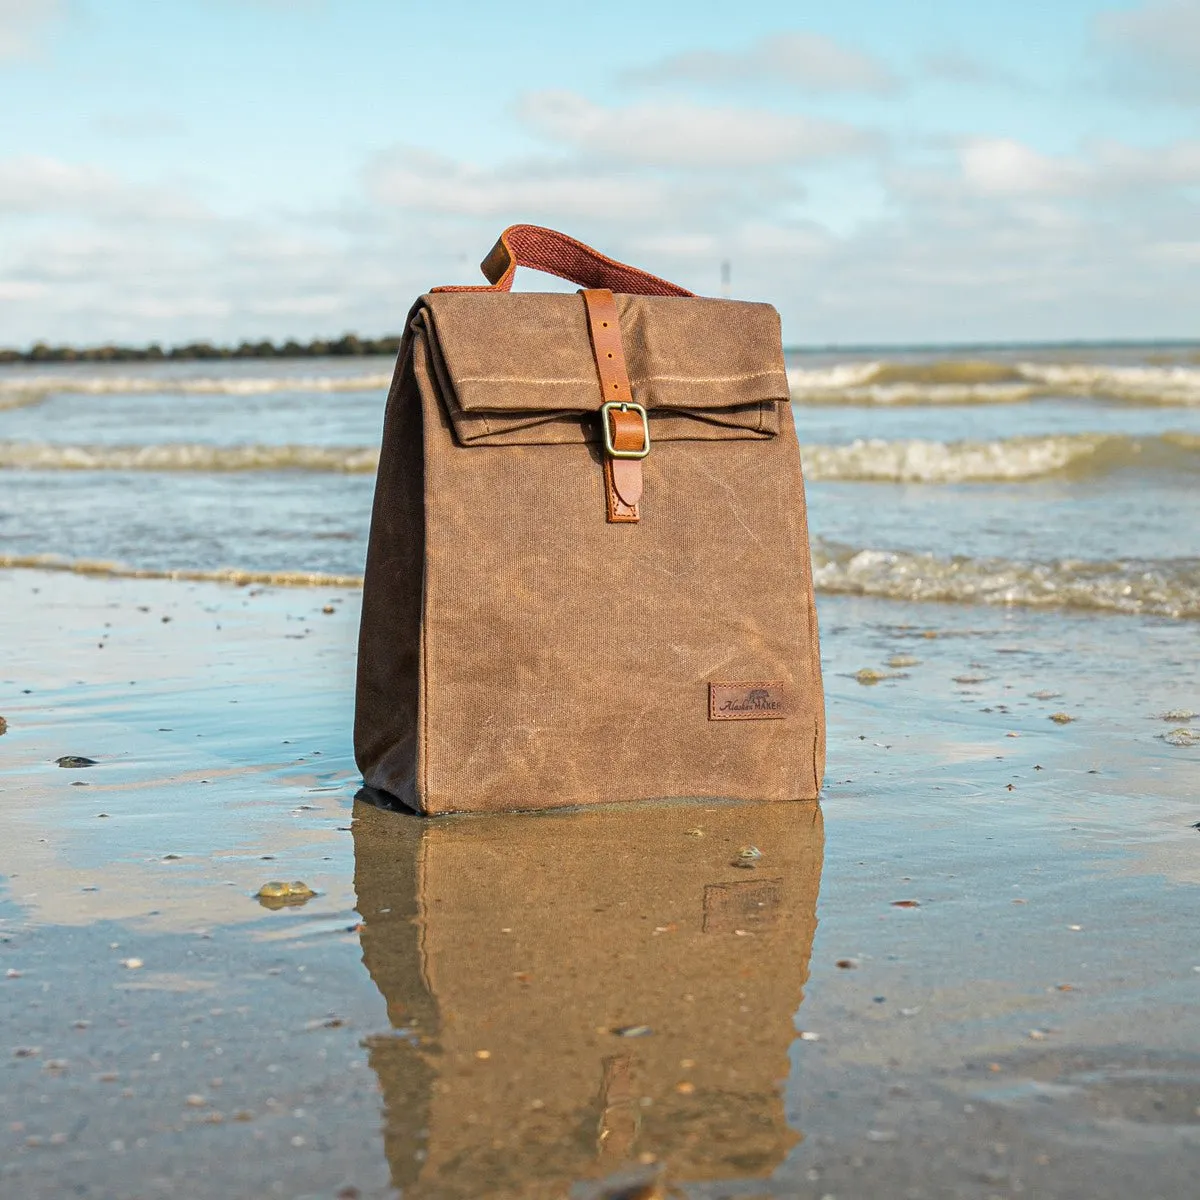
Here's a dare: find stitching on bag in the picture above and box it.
[453,368,784,386]
[456,376,599,385]
[634,369,785,384]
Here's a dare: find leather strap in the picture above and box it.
[431,225,694,296]
[604,408,646,522]
[581,288,644,523]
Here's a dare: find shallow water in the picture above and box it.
[2,348,1200,622]
[1,572,1196,1198]
[2,343,1199,1194]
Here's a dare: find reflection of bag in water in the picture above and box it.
[352,797,824,1199]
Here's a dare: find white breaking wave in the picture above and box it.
[811,542,1200,619]
[0,442,381,472]
[0,389,48,411]
[788,360,1200,406]
[3,432,1196,483]
[0,555,363,589]
[0,372,391,402]
[802,433,1111,483]
[4,546,1196,619]
[1020,363,1200,405]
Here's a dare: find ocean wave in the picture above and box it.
[3,432,1197,483]
[812,542,1200,619]
[0,555,363,588]
[3,548,1197,619]
[0,442,381,472]
[802,432,1200,482]
[0,372,391,400]
[0,389,48,412]
[788,359,1200,406]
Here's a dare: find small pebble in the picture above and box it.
[255,881,317,908]
[1159,728,1199,747]
[56,756,97,768]
[1048,712,1074,724]
[120,958,144,970]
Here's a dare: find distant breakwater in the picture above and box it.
[0,333,402,364]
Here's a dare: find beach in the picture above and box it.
[2,351,1199,1197]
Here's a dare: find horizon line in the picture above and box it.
[3,333,1199,365]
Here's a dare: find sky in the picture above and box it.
[1,0,1198,347]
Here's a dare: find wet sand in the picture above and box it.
[1,568,1197,1199]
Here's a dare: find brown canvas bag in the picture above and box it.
[354,225,824,814]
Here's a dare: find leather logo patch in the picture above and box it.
[703,878,783,933]
[709,681,789,721]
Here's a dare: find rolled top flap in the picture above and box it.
[421,291,789,417]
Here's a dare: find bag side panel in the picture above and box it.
[414,331,822,814]
[354,337,427,808]
[778,410,827,794]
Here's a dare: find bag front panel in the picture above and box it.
[413,330,823,815]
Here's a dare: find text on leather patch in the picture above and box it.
[709,681,789,721]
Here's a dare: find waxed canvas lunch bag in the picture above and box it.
[354,225,825,814]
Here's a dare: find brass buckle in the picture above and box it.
[600,401,650,460]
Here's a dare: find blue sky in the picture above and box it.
[1,0,1198,345]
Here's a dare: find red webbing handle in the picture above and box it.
[431,224,694,297]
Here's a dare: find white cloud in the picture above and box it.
[0,0,62,60]
[364,146,676,221]
[959,135,1200,197]
[516,90,874,168]
[0,155,208,220]
[2,112,1199,347]
[1097,0,1200,98]
[960,139,1087,196]
[629,31,897,94]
